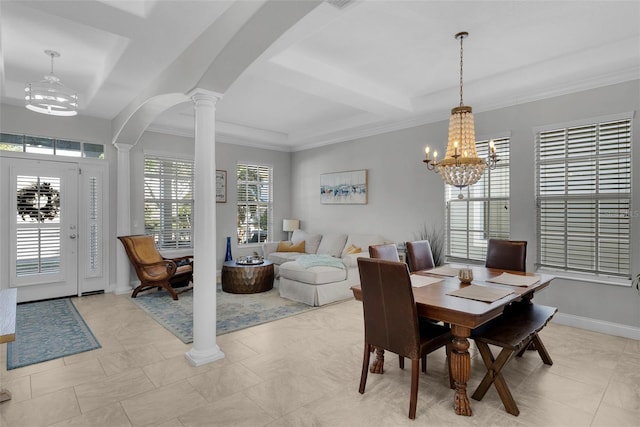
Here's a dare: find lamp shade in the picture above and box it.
[283,219,299,232]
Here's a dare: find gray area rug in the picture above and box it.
[131,285,318,343]
[7,298,101,370]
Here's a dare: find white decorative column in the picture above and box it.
[185,90,225,366]
[114,143,133,295]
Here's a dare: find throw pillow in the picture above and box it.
[277,240,305,253]
[345,244,362,255]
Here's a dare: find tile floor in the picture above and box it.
[1,288,638,427]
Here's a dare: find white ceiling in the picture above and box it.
[2,0,639,151]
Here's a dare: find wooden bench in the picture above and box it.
[0,288,17,403]
[471,302,557,416]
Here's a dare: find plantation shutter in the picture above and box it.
[144,156,194,249]
[15,175,62,276]
[535,118,631,277]
[446,137,510,262]
[237,163,273,245]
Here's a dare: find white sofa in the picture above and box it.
[263,230,385,306]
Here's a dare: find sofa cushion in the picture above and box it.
[344,244,362,255]
[277,240,305,252]
[341,234,385,258]
[342,252,369,268]
[279,261,347,285]
[316,233,348,257]
[290,230,322,254]
[267,252,303,265]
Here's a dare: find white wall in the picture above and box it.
[291,80,640,333]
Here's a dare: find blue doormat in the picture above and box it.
[131,285,318,343]
[7,298,101,370]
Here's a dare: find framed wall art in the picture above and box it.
[216,169,227,203]
[320,169,367,205]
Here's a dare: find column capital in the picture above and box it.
[189,89,224,106]
[113,142,133,152]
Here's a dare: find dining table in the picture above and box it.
[350,264,554,416]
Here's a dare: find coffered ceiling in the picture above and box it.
[1,0,639,151]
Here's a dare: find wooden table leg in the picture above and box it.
[370,347,385,374]
[450,325,472,416]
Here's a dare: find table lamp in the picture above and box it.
[282,219,299,241]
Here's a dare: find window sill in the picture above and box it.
[535,268,632,288]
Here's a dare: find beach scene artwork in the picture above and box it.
[320,169,367,204]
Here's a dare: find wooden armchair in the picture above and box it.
[118,235,193,300]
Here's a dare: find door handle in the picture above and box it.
[69,234,77,239]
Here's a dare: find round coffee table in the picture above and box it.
[221,260,274,294]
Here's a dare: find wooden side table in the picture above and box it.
[221,260,274,294]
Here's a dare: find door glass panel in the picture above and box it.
[15,175,61,276]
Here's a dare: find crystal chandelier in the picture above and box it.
[25,50,78,117]
[423,32,497,198]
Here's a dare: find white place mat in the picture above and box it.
[410,274,442,288]
[487,272,541,287]
[446,284,514,303]
[424,266,460,277]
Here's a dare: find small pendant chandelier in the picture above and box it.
[423,32,497,198]
[25,50,78,117]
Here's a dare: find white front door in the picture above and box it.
[9,158,79,301]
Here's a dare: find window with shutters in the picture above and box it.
[446,137,510,262]
[535,116,632,278]
[237,163,273,245]
[144,156,194,249]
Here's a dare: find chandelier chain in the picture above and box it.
[459,33,464,107]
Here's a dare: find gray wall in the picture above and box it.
[291,80,640,333]
[132,133,292,264]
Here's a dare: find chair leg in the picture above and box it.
[399,355,405,370]
[409,359,420,419]
[421,355,426,373]
[359,343,371,394]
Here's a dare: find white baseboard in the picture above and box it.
[553,313,640,340]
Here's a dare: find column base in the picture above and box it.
[184,346,225,367]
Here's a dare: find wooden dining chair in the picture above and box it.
[368,243,400,261]
[369,242,452,376]
[357,258,451,419]
[485,239,527,272]
[118,235,193,300]
[405,240,435,272]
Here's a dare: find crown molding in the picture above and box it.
[146,71,639,153]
